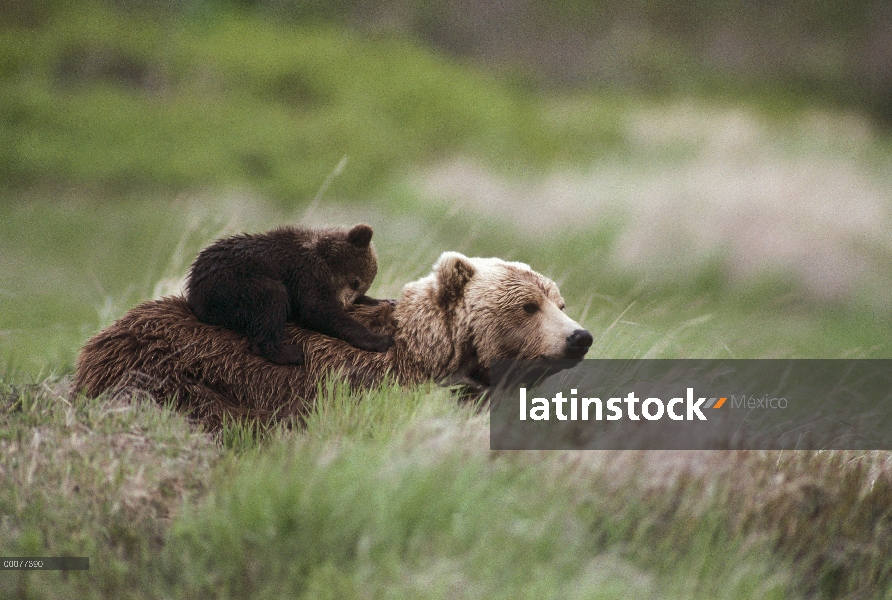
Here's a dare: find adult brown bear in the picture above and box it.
[74,252,593,430]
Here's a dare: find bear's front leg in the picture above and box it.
[301,301,394,353]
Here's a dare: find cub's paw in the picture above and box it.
[254,342,305,365]
[356,334,394,353]
[275,344,306,365]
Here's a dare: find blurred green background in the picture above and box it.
[2,0,892,377]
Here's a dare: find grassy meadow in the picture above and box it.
[3,3,892,598]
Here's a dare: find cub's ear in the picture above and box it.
[435,251,475,307]
[347,223,374,247]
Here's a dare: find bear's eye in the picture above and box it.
[350,279,361,290]
[523,302,539,314]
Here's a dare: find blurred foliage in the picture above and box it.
[6,0,887,117]
[247,0,892,123]
[1,0,890,200]
[0,1,624,201]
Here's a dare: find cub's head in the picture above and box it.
[401,252,593,380]
[317,223,379,307]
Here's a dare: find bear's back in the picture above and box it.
[189,227,316,284]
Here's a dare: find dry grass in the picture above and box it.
[0,380,221,598]
[3,371,892,597]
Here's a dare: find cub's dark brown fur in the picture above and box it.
[185,223,392,365]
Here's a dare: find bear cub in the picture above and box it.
[185,223,393,365]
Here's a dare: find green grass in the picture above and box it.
[0,380,220,599]
[6,379,892,598]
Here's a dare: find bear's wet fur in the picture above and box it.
[75,252,593,431]
[185,223,393,366]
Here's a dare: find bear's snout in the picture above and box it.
[565,329,593,358]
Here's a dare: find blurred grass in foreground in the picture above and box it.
[5,378,892,598]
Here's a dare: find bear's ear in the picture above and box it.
[347,223,374,247]
[435,251,475,307]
